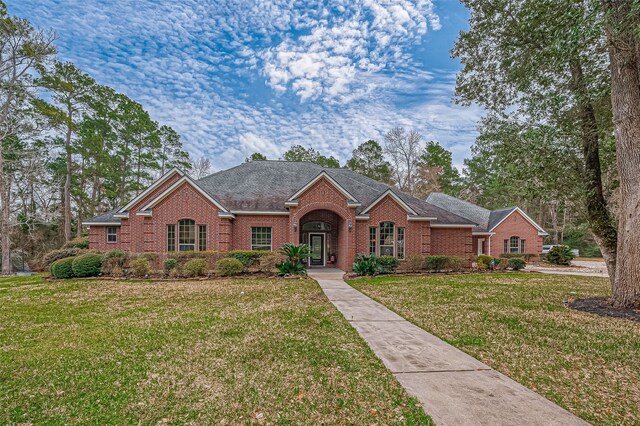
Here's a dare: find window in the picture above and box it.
[251,227,272,251]
[167,224,176,252]
[504,239,508,253]
[369,227,376,255]
[397,227,405,259]
[510,236,520,253]
[107,226,117,243]
[379,222,395,256]
[520,239,526,253]
[199,225,207,251]
[178,219,196,251]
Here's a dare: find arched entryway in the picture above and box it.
[299,210,343,268]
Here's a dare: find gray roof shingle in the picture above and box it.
[82,208,120,224]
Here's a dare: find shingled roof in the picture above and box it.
[196,161,474,225]
[86,161,479,226]
[426,192,547,234]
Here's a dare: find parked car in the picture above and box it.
[541,244,580,257]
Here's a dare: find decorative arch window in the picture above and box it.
[301,221,332,232]
[178,219,196,251]
[379,222,395,256]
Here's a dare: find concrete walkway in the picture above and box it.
[308,269,589,426]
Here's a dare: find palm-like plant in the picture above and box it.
[278,243,311,268]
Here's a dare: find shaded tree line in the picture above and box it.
[0,2,190,273]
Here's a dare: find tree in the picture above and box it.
[36,61,95,241]
[159,125,190,175]
[346,140,393,184]
[282,145,340,168]
[601,0,640,308]
[383,127,422,194]
[191,157,211,179]
[245,152,267,162]
[0,2,55,273]
[417,141,462,196]
[453,0,622,300]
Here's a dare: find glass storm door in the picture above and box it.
[309,234,325,266]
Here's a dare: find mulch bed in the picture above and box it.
[568,297,640,323]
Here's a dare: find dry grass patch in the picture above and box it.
[348,273,640,426]
[0,275,430,425]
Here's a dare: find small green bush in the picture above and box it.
[476,254,495,265]
[43,248,84,267]
[164,258,178,273]
[183,258,208,277]
[63,237,89,249]
[446,256,465,272]
[101,250,127,276]
[216,257,244,276]
[425,255,449,272]
[405,255,425,272]
[276,259,307,276]
[228,250,263,267]
[508,257,526,270]
[546,245,575,266]
[257,253,278,273]
[353,254,379,276]
[129,257,152,277]
[377,255,400,273]
[72,253,103,277]
[50,257,75,279]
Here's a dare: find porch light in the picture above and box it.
[293,222,298,231]
[348,220,353,231]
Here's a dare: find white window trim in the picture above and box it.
[106,226,118,243]
[251,227,272,251]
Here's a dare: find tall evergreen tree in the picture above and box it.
[346,140,393,184]
[417,141,462,196]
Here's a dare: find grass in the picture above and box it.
[348,272,640,426]
[0,274,431,425]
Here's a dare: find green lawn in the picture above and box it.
[0,275,430,425]
[348,273,640,426]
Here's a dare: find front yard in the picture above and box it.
[0,275,429,425]
[348,273,640,425]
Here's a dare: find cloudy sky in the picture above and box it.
[10,0,481,171]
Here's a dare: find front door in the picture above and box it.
[309,233,325,266]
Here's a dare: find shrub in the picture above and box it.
[43,248,84,267]
[257,253,278,273]
[377,255,400,274]
[405,255,425,272]
[183,258,208,277]
[276,259,307,276]
[425,256,449,272]
[164,258,178,274]
[50,257,75,279]
[63,237,89,249]
[546,245,575,265]
[476,254,495,265]
[216,257,244,276]
[228,250,263,267]
[353,255,379,276]
[278,244,310,267]
[72,253,103,277]
[128,258,152,277]
[167,251,227,270]
[101,250,127,276]
[494,258,509,271]
[508,257,526,270]
[445,256,465,272]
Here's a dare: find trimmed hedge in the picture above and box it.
[43,248,84,267]
[164,258,178,273]
[507,257,526,270]
[425,255,464,272]
[183,258,208,277]
[72,253,103,277]
[50,257,75,279]
[216,258,244,276]
[228,250,264,267]
[128,258,152,277]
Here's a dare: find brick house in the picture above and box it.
[84,161,546,270]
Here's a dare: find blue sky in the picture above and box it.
[10,0,480,171]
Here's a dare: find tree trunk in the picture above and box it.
[63,118,72,242]
[0,151,11,275]
[604,0,640,308]
[569,58,619,282]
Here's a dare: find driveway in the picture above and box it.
[308,269,589,426]
[527,260,608,278]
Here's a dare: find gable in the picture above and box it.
[490,208,547,235]
[139,176,228,214]
[116,168,184,215]
[288,172,359,204]
[361,190,418,216]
